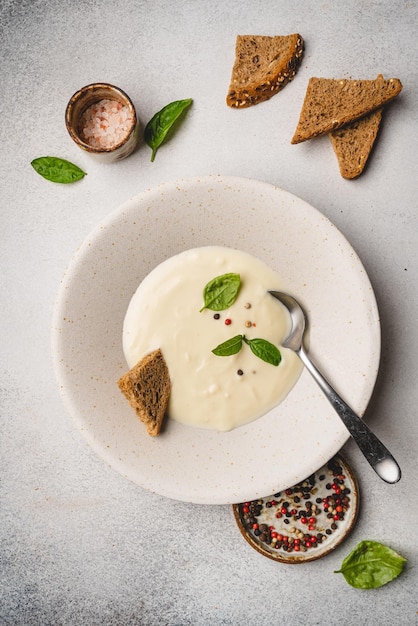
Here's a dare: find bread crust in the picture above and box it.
[291,75,402,143]
[226,34,304,108]
[117,349,171,436]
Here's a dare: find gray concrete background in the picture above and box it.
[1,1,417,624]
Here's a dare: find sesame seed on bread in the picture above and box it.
[117,348,171,437]
[329,107,383,179]
[291,75,402,143]
[226,34,304,108]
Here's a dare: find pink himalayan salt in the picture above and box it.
[78,98,134,149]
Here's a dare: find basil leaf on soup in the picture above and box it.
[200,273,241,312]
[212,335,243,357]
[243,337,281,366]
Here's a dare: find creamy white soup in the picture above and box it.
[123,246,303,431]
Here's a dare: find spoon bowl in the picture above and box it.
[269,291,401,484]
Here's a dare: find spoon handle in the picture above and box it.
[298,346,401,484]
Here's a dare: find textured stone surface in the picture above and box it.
[1,0,417,624]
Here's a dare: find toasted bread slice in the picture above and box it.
[291,75,402,143]
[117,349,171,436]
[329,108,383,179]
[226,34,304,108]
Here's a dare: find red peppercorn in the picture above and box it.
[308,524,315,531]
[301,517,307,524]
[305,541,312,548]
[333,514,340,521]
[281,507,287,514]
[225,318,232,325]
[252,523,259,529]
[271,531,278,538]
[309,517,316,524]
[276,534,283,541]
[294,545,300,552]
[275,512,282,518]
[242,506,249,514]
[335,505,343,513]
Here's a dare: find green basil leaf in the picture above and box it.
[144,98,192,161]
[243,337,281,366]
[212,335,243,357]
[200,273,241,312]
[31,156,86,183]
[334,540,407,589]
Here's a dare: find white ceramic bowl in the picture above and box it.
[51,176,380,504]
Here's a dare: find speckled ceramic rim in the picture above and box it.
[65,82,138,154]
[232,454,359,563]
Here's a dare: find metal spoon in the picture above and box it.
[269,290,401,484]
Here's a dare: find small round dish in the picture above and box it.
[233,455,359,563]
[65,82,140,162]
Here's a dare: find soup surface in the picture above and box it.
[123,246,303,431]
